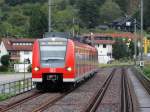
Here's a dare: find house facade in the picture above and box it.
[95,40,114,64]
[0,38,35,64]
[82,34,115,64]
[94,36,114,64]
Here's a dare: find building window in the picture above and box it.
[107,53,111,56]
[24,51,30,55]
[103,44,106,48]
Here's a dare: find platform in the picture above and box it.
[128,68,150,112]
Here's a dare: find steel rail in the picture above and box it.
[121,68,134,112]
[82,68,116,112]
[0,91,43,112]
[32,82,86,112]
[32,92,69,112]
[31,70,98,112]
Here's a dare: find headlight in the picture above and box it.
[34,67,39,71]
[66,67,72,72]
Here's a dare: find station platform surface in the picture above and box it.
[0,73,31,84]
[128,69,150,112]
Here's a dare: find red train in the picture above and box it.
[32,37,98,90]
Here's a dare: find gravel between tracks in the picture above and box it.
[96,68,122,112]
[43,68,114,112]
[5,93,61,112]
[1,67,118,112]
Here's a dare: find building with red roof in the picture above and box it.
[0,38,35,64]
[82,34,114,64]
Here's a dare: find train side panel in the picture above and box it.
[63,39,75,82]
[32,40,42,82]
[74,42,98,82]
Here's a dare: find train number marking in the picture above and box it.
[49,68,56,72]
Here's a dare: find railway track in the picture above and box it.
[82,68,116,112]
[121,68,134,112]
[0,70,97,112]
[132,67,150,94]
[0,67,136,112]
[31,91,71,112]
[0,91,43,112]
[82,68,135,112]
[31,74,97,112]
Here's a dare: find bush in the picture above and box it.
[27,64,32,72]
[143,64,150,78]
[0,66,8,72]
[1,55,10,67]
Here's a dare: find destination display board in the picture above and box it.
[40,41,66,46]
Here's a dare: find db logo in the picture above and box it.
[49,68,56,72]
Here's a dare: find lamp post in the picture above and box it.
[140,0,144,67]
[134,19,137,64]
[24,59,26,80]
[48,0,51,32]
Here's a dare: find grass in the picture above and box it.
[0,79,32,101]
[0,72,16,74]
[143,64,150,78]
[99,60,134,68]
[0,93,14,101]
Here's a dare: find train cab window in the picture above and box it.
[40,45,66,68]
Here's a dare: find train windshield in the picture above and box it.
[40,45,66,68]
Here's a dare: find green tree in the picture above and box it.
[0,0,4,5]
[128,41,134,58]
[56,0,68,10]
[0,22,12,36]
[134,0,150,32]
[29,5,48,38]
[114,0,128,13]
[69,0,76,5]
[53,6,77,32]
[144,0,150,32]
[128,41,139,58]
[112,40,129,59]
[8,12,29,28]
[100,0,123,23]
[77,0,100,28]
[1,55,10,67]
[5,0,46,6]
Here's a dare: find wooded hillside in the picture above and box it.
[0,0,149,38]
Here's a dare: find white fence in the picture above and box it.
[0,78,35,98]
[14,64,30,72]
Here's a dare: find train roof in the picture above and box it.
[74,40,97,51]
[44,32,72,39]
[38,32,96,49]
[38,37,68,42]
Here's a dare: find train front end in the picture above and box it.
[32,37,75,90]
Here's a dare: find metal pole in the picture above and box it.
[48,0,51,32]
[72,17,75,37]
[140,0,143,60]
[24,59,25,91]
[134,19,137,64]
[24,59,25,80]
